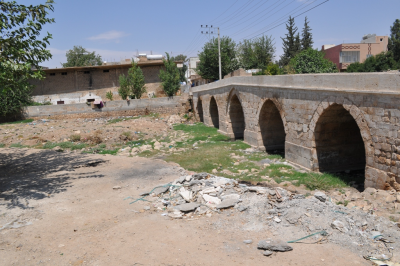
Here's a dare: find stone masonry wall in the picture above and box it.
[191,73,400,189]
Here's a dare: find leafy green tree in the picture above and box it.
[346,51,399,72]
[171,54,188,83]
[388,19,400,62]
[159,52,180,96]
[290,48,338,73]
[237,35,275,70]
[264,63,281,75]
[62,46,102,67]
[279,16,301,67]
[196,36,239,80]
[301,17,313,50]
[118,62,146,99]
[0,0,55,117]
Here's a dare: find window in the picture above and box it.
[103,69,109,73]
[86,99,95,102]
[84,71,90,74]
[57,101,64,105]
[380,38,383,42]
[49,73,55,76]
[61,72,67,75]
[340,51,360,63]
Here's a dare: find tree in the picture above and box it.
[0,0,55,117]
[279,16,301,67]
[159,52,180,96]
[301,17,313,50]
[196,36,239,80]
[388,19,400,62]
[171,54,188,83]
[118,62,146,99]
[62,46,102,68]
[237,35,275,70]
[290,48,338,74]
[346,51,399,72]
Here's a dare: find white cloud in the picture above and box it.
[87,30,129,41]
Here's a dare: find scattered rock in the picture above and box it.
[258,239,293,252]
[152,185,169,195]
[243,240,253,244]
[174,203,200,212]
[168,211,183,219]
[331,220,348,232]
[216,198,239,209]
[314,191,327,202]
[143,206,151,211]
[262,250,273,256]
[112,186,122,190]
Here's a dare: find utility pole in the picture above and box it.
[201,25,221,80]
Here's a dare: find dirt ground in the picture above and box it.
[0,148,371,266]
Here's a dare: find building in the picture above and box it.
[322,34,388,72]
[29,55,178,105]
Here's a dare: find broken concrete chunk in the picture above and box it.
[152,185,169,195]
[216,198,240,209]
[220,193,240,201]
[257,239,293,252]
[203,194,221,207]
[314,191,327,202]
[248,187,267,194]
[168,211,183,219]
[331,220,348,232]
[174,203,200,212]
[179,187,193,202]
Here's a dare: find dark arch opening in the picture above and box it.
[315,104,366,174]
[197,98,204,122]
[209,97,219,128]
[229,94,245,139]
[259,100,286,153]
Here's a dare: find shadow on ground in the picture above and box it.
[0,149,106,209]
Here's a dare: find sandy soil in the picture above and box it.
[0,148,370,266]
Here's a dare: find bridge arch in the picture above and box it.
[209,96,219,128]
[197,97,204,122]
[310,99,373,180]
[226,89,245,139]
[258,99,286,151]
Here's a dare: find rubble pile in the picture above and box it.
[138,172,400,260]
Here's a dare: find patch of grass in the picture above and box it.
[389,216,397,223]
[0,119,33,125]
[173,123,230,142]
[336,200,350,207]
[0,143,5,148]
[10,143,28,148]
[43,142,87,151]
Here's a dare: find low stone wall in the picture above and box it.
[24,95,189,119]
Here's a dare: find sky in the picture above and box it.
[18,0,400,69]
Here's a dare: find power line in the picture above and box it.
[234,0,316,39]
[229,0,298,38]
[213,0,256,26]
[181,31,202,55]
[243,0,330,40]
[224,0,275,31]
[208,0,240,24]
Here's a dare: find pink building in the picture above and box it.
[322,34,388,72]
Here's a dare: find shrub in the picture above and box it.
[70,134,81,142]
[106,91,113,101]
[290,48,338,73]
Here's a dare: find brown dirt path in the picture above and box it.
[0,148,369,265]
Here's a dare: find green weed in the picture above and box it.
[0,119,33,125]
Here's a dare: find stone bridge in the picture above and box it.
[191,73,400,189]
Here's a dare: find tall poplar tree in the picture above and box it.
[388,19,400,62]
[301,17,313,50]
[279,16,301,67]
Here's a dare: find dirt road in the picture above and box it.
[0,148,370,265]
